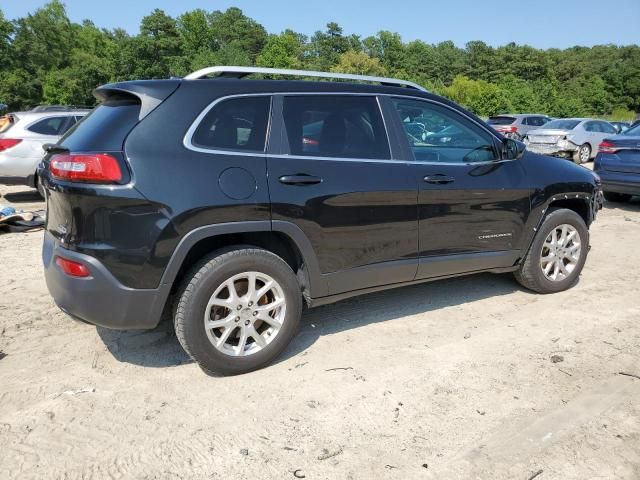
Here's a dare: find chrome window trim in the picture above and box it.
[183,91,510,167]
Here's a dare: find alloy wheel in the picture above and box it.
[540,224,582,281]
[203,271,286,356]
[579,145,590,163]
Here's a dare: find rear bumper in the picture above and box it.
[596,171,640,196]
[527,144,575,158]
[43,232,167,329]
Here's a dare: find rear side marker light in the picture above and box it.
[55,256,91,278]
[0,139,22,152]
[598,141,617,154]
[49,153,122,183]
[496,126,518,133]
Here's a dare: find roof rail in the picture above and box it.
[184,66,428,92]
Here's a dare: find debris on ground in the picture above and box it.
[51,387,95,398]
[325,367,353,372]
[618,371,640,380]
[239,448,249,456]
[292,469,305,478]
[527,468,544,480]
[0,351,6,360]
[317,447,343,461]
[550,354,564,363]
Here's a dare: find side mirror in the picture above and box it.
[502,138,526,160]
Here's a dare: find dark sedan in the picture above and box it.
[594,123,640,202]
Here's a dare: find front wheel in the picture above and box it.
[514,208,589,293]
[174,247,302,375]
[573,143,591,164]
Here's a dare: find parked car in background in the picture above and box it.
[39,66,601,375]
[524,118,618,164]
[610,121,631,134]
[594,122,640,202]
[486,114,552,140]
[0,109,89,195]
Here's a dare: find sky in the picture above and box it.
[3,0,640,49]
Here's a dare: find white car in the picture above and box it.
[0,110,89,195]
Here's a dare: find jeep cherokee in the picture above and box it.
[39,66,603,375]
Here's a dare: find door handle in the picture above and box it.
[279,174,323,186]
[423,174,455,185]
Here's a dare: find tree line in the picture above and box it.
[1,1,639,120]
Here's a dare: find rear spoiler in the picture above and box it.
[93,80,181,120]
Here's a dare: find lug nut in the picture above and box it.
[237,305,242,310]
[248,301,253,306]
[244,320,250,326]
[253,311,258,316]
[235,317,240,322]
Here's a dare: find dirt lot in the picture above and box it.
[1,182,639,480]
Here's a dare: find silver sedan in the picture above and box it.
[524,118,618,164]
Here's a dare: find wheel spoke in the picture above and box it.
[216,326,236,348]
[244,272,257,301]
[206,314,234,330]
[257,312,282,328]
[236,328,248,355]
[254,280,274,301]
[248,325,267,348]
[225,279,240,303]
[256,297,285,312]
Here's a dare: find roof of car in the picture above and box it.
[492,113,549,117]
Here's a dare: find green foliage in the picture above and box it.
[0,1,638,118]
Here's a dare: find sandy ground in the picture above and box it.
[0,182,639,480]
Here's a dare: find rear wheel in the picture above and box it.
[603,191,632,203]
[573,143,591,164]
[515,208,589,293]
[174,247,302,375]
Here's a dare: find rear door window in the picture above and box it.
[282,95,390,159]
[191,96,271,152]
[27,116,69,135]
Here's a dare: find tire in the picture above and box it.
[174,247,302,376]
[603,191,632,203]
[573,143,591,164]
[36,175,46,199]
[514,208,589,294]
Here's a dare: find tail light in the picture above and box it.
[496,126,518,133]
[49,153,122,183]
[598,141,617,154]
[55,256,90,278]
[0,139,22,152]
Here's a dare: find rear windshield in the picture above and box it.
[624,123,640,136]
[59,96,141,151]
[487,116,515,125]
[543,119,580,130]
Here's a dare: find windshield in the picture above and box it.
[543,119,580,130]
[487,116,515,125]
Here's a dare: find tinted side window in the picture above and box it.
[600,122,617,134]
[282,95,390,159]
[192,96,271,152]
[583,122,596,132]
[392,98,498,163]
[27,116,68,135]
[529,117,546,127]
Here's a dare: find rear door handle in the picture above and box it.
[279,174,323,186]
[423,174,455,185]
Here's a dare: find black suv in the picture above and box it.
[39,66,602,375]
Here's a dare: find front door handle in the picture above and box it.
[423,174,455,185]
[279,174,323,186]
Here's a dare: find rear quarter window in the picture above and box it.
[27,116,69,135]
[59,96,141,151]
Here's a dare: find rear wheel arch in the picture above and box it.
[163,222,325,304]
